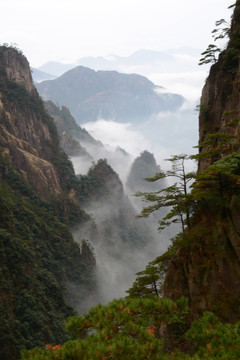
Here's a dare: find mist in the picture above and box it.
[62,70,199,313]
[81,105,198,173]
[69,136,183,313]
[71,193,175,311]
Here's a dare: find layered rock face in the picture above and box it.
[198,4,240,173]
[162,3,240,322]
[0,46,72,199]
[0,47,35,92]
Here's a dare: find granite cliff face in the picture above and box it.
[0,46,72,199]
[162,3,240,322]
[198,4,240,173]
[0,47,34,92]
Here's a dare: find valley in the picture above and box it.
[1,1,240,359]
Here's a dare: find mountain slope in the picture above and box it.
[44,100,97,159]
[36,66,184,124]
[0,46,96,359]
[31,67,55,82]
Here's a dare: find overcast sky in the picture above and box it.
[0,0,233,67]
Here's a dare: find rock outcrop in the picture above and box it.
[0,46,35,92]
[198,4,240,173]
[0,46,71,199]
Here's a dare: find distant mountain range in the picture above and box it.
[31,67,55,82]
[36,66,184,124]
[32,48,202,80]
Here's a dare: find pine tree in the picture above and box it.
[136,154,195,233]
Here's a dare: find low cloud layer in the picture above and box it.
[83,120,149,158]
[82,106,198,176]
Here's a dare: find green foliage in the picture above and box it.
[21,296,190,360]
[0,43,23,55]
[126,262,165,298]
[199,18,230,66]
[73,167,108,204]
[0,157,95,359]
[18,145,240,360]
[222,29,240,74]
[199,44,221,65]
[194,102,209,118]
[192,152,240,205]
[211,19,230,42]
[50,193,90,226]
[184,311,240,359]
[0,63,76,192]
[20,303,240,360]
[136,154,195,232]
[192,132,235,162]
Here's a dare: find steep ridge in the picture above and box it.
[72,159,159,304]
[44,100,101,147]
[77,159,151,249]
[125,150,170,247]
[0,46,71,199]
[44,100,95,158]
[126,150,163,197]
[44,99,132,181]
[162,2,240,322]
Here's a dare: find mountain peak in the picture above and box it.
[0,45,35,93]
[36,67,184,124]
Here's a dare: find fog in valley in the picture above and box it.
[37,48,201,314]
[69,130,184,313]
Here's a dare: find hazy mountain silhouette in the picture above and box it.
[36,66,184,124]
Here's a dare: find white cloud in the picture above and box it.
[83,119,149,157]
[148,70,208,102]
[82,112,198,174]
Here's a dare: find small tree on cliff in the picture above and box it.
[136,154,195,233]
[199,44,221,65]
[199,18,230,65]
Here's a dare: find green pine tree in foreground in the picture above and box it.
[21,296,240,360]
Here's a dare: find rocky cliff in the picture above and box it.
[162,2,240,322]
[44,101,95,159]
[198,3,240,173]
[0,46,96,359]
[0,46,74,200]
